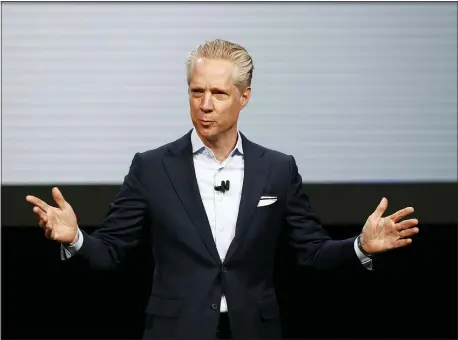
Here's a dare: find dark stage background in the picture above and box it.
[2,183,457,339]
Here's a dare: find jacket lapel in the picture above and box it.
[224,133,272,263]
[162,131,221,265]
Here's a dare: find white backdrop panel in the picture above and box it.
[2,2,456,184]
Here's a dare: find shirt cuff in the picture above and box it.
[60,228,84,260]
[354,237,373,271]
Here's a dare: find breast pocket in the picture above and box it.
[257,196,278,208]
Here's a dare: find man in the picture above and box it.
[26,39,419,340]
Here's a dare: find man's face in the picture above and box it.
[188,58,250,140]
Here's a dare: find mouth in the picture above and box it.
[199,120,215,125]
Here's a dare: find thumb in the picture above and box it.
[372,197,388,220]
[52,187,67,209]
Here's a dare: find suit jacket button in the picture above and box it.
[221,266,227,273]
[211,303,218,310]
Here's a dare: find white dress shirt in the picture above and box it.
[62,129,372,313]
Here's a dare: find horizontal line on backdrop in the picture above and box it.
[2,182,456,226]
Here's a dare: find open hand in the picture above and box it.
[25,187,78,243]
[361,197,419,254]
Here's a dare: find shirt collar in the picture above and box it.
[191,128,244,156]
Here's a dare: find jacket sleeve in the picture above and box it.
[284,155,362,271]
[74,152,149,270]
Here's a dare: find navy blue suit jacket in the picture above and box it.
[74,130,363,339]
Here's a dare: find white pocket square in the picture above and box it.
[257,196,277,207]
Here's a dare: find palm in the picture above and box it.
[361,198,419,254]
[26,187,78,243]
[46,205,78,242]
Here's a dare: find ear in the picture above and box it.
[239,87,251,109]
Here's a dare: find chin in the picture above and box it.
[196,123,217,134]
[198,127,219,138]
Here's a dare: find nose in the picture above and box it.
[200,92,213,113]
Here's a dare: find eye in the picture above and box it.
[214,92,228,98]
[190,90,203,97]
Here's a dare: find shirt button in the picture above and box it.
[211,303,218,310]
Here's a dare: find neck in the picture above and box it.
[197,126,238,162]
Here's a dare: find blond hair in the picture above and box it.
[186,39,254,90]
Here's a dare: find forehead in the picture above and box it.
[190,58,235,87]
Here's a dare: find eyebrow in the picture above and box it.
[190,86,229,94]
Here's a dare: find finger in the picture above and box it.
[39,218,49,230]
[399,227,419,239]
[395,238,413,248]
[45,227,53,239]
[52,187,67,210]
[389,207,414,223]
[33,206,48,222]
[371,197,388,220]
[26,195,49,213]
[395,218,419,231]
